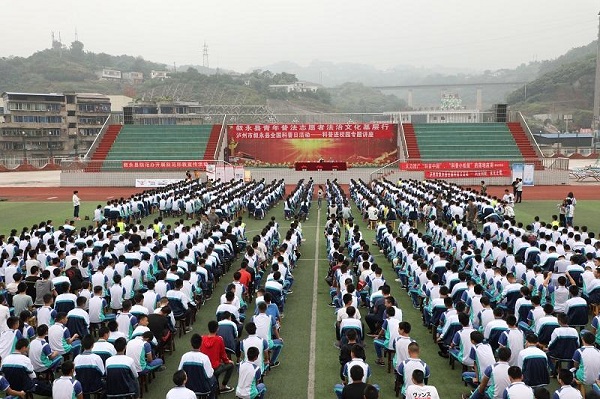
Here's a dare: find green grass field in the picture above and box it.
[1,199,598,398]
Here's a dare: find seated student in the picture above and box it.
[337,345,373,398]
[517,334,550,388]
[462,331,495,387]
[88,286,115,326]
[340,365,368,399]
[2,338,52,397]
[126,331,165,374]
[36,293,57,327]
[0,373,26,399]
[107,320,127,344]
[54,282,77,313]
[572,332,600,387]
[498,315,524,367]
[105,337,139,398]
[73,335,105,394]
[89,328,115,368]
[12,283,33,318]
[397,342,429,397]
[28,324,62,373]
[167,279,193,330]
[373,306,400,366]
[18,311,35,341]
[53,361,83,399]
[252,301,283,368]
[406,369,440,399]
[148,306,175,354]
[131,315,156,344]
[48,312,81,358]
[0,316,23,361]
[166,370,197,399]
[236,346,267,399]
[554,369,582,399]
[464,347,511,399]
[339,329,361,381]
[201,320,235,394]
[504,366,533,397]
[116,300,138,340]
[66,297,91,338]
[393,322,416,371]
[449,313,476,368]
[178,334,217,397]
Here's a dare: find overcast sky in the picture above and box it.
[4,0,599,73]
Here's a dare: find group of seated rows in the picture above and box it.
[323,177,600,399]
[0,177,304,399]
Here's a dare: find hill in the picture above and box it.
[0,41,405,115]
[507,41,597,131]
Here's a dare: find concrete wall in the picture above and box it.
[61,167,570,187]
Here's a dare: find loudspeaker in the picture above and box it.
[494,104,507,123]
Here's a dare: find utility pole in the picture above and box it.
[203,42,209,69]
[593,11,600,136]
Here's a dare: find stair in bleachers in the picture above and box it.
[412,123,523,161]
[101,125,215,170]
[506,122,544,169]
[203,125,222,160]
[85,124,122,172]
[402,123,421,160]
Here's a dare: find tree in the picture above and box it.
[70,41,84,57]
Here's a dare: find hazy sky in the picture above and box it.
[4,0,599,72]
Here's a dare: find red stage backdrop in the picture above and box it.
[227,123,398,167]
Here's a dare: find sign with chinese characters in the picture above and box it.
[424,169,511,179]
[135,179,183,188]
[400,161,510,171]
[228,123,395,139]
[122,161,208,169]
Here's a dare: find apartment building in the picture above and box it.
[0,92,111,159]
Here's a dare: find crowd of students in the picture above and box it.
[2,172,599,399]
[0,176,306,399]
[329,177,600,399]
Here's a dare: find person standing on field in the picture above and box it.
[515,179,523,203]
[317,186,324,209]
[72,191,81,220]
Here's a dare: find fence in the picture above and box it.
[0,156,70,170]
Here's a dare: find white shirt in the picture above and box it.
[166,386,197,399]
[405,384,440,399]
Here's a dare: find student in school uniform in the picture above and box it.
[105,337,139,398]
[28,324,62,373]
[52,361,83,399]
[166,370,197,399]
[503,366,533,398]
[235,346,267,399]
[48,313,81,358]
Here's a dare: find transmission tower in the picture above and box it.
[202,42,209,69]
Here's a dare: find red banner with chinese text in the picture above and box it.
[400,161,510,171]
[122,161,208,170]
[225,123,398,167]
[229,123,395,139]
[424,169,511,179]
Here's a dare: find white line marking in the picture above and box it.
[106,196,114,199]
[46,197,58,200]
[307,208,320,399]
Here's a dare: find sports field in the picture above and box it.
[1,191,599,398]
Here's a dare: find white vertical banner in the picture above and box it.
[206,164,216,181]
[215,166,225,181]
[234,166,245,181]
[512,163,524,182]
[224,166,234,181]
[523,164,535,186]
